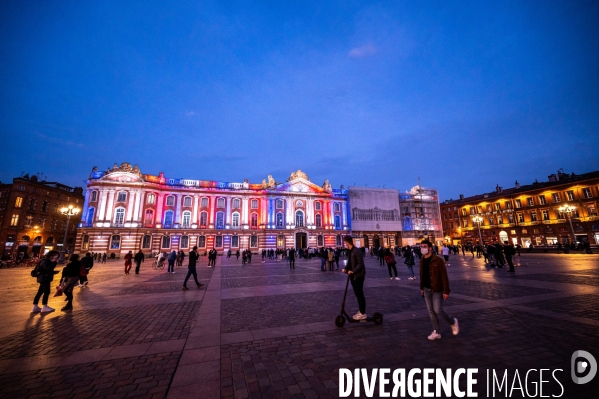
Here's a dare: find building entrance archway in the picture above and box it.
[295,232,307,249]
[363,235,370,249]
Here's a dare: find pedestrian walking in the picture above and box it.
[168,250,177,274]
[79,252,93,287]
[341,235,367,320]
[124,250,133,275]
[328,248,335,271]
[419,240,459,340]
[441,244,450,266]
[31,250,60,313]
[288,247,295,269]
[61,254,82,311]
[134,250,144,274]
[383,248,400,280]
[102,252,107,263]
[404,247,416,280]
[183,246,204,290]
[504,241,516,272]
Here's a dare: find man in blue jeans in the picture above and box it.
[183,246,204,290]
[341,235,367,320]
[420,239,459,340]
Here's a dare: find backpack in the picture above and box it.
[30,260,43,277]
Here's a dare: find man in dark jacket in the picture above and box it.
[80,252,94,286]
[420,240,459,340]
[341,235,367,320]
[504,242,516,272]
[288,247,295,269]
[183,246,204,290]
[134,250,144,274]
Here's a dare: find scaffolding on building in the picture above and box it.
[398,185,443,245]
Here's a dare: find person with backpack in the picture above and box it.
[31,251,60,313]
[384,248,400,280]
[79,252,93,287]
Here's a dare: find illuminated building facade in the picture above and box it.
[75,163,350,255]
[441,170,599,247]
[399,186,443,246]
[0,175,84,257]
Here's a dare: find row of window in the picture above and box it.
[14,197,63,213]
[89,191,342,212]
[82,233,345,251]
[458,205,597,227]
[10,214,64,230]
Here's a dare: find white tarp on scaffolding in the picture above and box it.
[348,187,402,231]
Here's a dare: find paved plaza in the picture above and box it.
[0,252,598,398]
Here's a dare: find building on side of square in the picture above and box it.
[75,163,350,256]
[440,170,599,247]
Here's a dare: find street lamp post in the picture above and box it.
[472,215,484,245]
[58,205,80,263]
[558,204,577,244]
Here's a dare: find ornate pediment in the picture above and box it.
[287,169,309,182]
[277,179,326,194]
[99,162,144,182]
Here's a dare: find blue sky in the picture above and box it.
[1,0,598,199]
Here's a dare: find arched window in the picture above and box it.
[90,191,98,202]
[334,215,341,229]
[276,199,283,209]
[232,198,241,208]
[276,212,284,228]
[183,196,192,207]
[231,235,239,247]
[217,198,225,208]
[215,236,223,247]
[200,197,208,207]
[142,235,151,249]
[295,210,304,227]
[82,235,90,250]
[317,235,324,247]
[277,235,285,247]
[46,236,54,245]
[166,195,175,206]
[164,210,174,227]
[216,212,224,228]
[314,201,321,210]
[250,213,258,228]
[110,235,121,249]
[334,202,340,212]
[116,191,127,202]
[336,235,342,247]
[182,211,191,228]
[315,214,322,228]
[180,235,189,248]
[161,235,171,248]
[232,212,240,228]
[200,212,208,227]
[146,193,156,204]
[34,236,42,243]
[114,207,125,226]
[86,207,95,226]
[144,209,154,226]
[251,199,258,209]
[198,235,206,248]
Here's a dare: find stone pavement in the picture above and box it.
[0,252,598,398]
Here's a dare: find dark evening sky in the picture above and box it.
[1,0,598,200]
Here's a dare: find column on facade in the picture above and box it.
[98,189,107,222]
[192,195,199,226]
[225,196,232,227]
[155,193,164,226]
[306,199,314,226]
[174,194,182,225]
[342,201,348,228]
[81,189,91,224]
[209,196,215,225]
[287,197,294,227]
[134,191,143,222]
[330,201,335,229]
[105,190,116,225]
[261,197,267,226]
[125,190,136,223]
[268,198,274,227]
[242,197,249,226]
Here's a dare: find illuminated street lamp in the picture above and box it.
[472,215,484,245]
[558,204,577,244]
[58,205,80,263]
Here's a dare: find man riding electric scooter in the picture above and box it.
[341,235,367,320]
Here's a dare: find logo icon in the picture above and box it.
[571,350,597,385]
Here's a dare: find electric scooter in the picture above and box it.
[335,273,383,328]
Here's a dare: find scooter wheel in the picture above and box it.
[335,315,346,328]
[373,312,383,325]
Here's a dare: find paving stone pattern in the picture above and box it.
[450,279,557,300]
[508,273,599,286]
[221,286,473,333]
[519,293,599,321]
[0,351,179,399]
[0,302,199,359]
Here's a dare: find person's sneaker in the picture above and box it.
[395,277,401,280]
[61,305,73,312]
[447,263,450,266]
[31,305,41,313]
[197,283,204,289]
[171,272,175,274]
[390,277,393,280]
[182,286,189,290]
[427,330,441,340]
[41,306,55,313]
[451,318,459,335]
[352,312,367,320]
